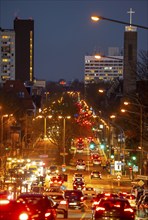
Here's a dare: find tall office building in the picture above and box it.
[0,28,15,84]
[84,55,123,85]
[14,17,34,82]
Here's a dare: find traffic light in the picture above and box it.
[110,146,114,159]
[100,143,105,149]
[89,141,95,150]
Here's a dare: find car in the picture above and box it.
[83,187,96,198]
[73,173,84,180]
[93,197,135,220]
[64,190,85,210]
[73,180,85,190]
[76,145,84,153]
[17,193,57,220]
[126,194,136,209]
[44,191,68,218]
[91,170,102,179]
[92,192,119,209]
[93,158,101,165]
[76,162,86,171]
[73,176,85,182]
[0,198,30,220]
[49,176,63,188]
[47,165,59,175]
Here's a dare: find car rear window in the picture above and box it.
[64,190,83,199]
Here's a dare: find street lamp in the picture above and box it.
[58,116,71,165]
[91,15,148,30]
[36,115,52,140]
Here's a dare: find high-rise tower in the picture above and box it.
[14,17,34,83]
[123,8,137,95]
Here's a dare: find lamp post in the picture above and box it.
[58,116,71,165]
[1,114,9,146]
[36,115,52,140]
[91,15,148,30]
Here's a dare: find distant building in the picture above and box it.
[14,17,34,83]
[84,54,123,85]
[0,17,34,85]
[0,28,15,84]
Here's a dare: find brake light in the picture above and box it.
[96,206,105,211]
[124,208,134,213]
[60,200,67,205]
[19,213,29,220]
[0,200,10,205]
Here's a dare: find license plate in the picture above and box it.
[69,202,77,205]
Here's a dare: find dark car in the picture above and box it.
[93,197,135,220]
[64,190,85,210]
[91,171,102,179]
[92,192,119,209]
[0,198,30,220]
[17,193,57,220]
[73,180,85,190]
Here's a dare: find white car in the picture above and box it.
[76,162,86,170]
[83,187,96,198]
[44,191,68,218]
[126,194,136,209]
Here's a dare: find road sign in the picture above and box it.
[138,180,145,187]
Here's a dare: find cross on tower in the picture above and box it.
[127,8,135,25]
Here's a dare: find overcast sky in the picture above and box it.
[1,0,148,82]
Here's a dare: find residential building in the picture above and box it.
[0,28,15,84]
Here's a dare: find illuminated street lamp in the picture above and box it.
[58,116,71,165]
[91,15,148,30]
[36,115,52,139]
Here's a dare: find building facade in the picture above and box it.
[14,17,34,83]
[0,28,15,84]
[84,55,123,85]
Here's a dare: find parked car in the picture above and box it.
[17,193,57,220]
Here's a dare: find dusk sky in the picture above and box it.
[1,0,148,82]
